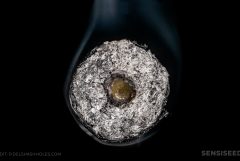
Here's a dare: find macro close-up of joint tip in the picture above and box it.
[66,40,171,146]
[64,0,181,146]
[3,0,237,159]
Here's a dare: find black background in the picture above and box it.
[1,0,239,160]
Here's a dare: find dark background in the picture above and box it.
[1,0,239,160]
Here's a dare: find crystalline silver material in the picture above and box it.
[69,39,169,143]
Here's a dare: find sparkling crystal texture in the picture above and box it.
[69,39,169,143]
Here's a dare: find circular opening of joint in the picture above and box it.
[104,74,136,106]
